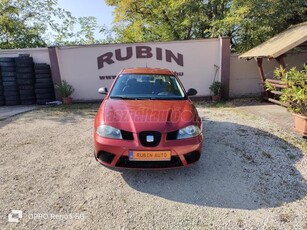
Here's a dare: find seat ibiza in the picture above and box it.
[94,68,203,168]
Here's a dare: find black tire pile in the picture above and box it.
[0,55,56,106]
[0,68,4,106]
[15,55,36,105]
[34,63,55,105]
[0,57,20,106]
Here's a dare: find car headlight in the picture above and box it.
[96,124,122,139]
[177,125,200,139]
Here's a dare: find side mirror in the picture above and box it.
[98,87,108,94]
[186,88,197,96]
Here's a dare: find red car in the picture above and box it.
[94,68,203,168]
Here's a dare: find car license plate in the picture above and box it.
[129,150,171,161]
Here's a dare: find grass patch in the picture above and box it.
[242,153,256,163]
[287,153,296,160]
[42,103,100,112]
[36,103,100,118]
[41,103,99,112]
[279,134,307,154]
[236,218,244,228]
[194,100,234,108]
[279,212,292,223]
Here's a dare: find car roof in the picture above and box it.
[119,67,175,76]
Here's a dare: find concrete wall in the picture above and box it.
[229,51,307,97]
[0,48,50,64]
[0,42,306,101]
[56,39,222,100]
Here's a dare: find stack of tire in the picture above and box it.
[0,70,4,106]
[15,55,36,105]
[34,63,55,105]
[0,58,20,106]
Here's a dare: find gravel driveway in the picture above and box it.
[0,102,306,229]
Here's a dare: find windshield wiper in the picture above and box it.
[149,97,185,100]
[111,96,184,100]
[110,96,151,100]
[110,96,132,100]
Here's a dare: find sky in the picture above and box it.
[56,0,114,39]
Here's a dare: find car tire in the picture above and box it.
[36,93,55,99]
[0,62,15,67]
[4,95,20,101]
[2,76,17,82]
[16,67,34,73]
[17,79,35,85]
[0,57,15,62]
[20,99,36,105]
[20,89,35,95]
[0,66,16,72]
[5,100,20,106]
[4,91,19,97]
[35,69,51,74]
[3,85,18,91]
[16,73,35,79]
[15,58,34,67]
[35,83,54,89]
[20,94,36,100]
[35,79,53,84]
[19,85,35,90]
[35,74,52,79]
[35,88,55,94]
[34,63,50,69]
[1,72,16,77]
[3,82,17,87]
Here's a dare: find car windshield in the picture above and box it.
[109,74,186,100]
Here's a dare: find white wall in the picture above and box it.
[56,39,221,100]
[0,48,50,64]
[1,43,305,100]
[229,51,307,97]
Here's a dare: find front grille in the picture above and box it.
[139,131,161,147]
[98,151,115,164]
[121,130,134,140]
[115,156,183,168]
[184,151,201,164]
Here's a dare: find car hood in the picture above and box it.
[98,99,199,133]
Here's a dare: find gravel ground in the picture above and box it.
[0,102,306,230]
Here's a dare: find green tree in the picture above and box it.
[106,0,231,42]
[211,0,307,52]
[106,0,307,52]
[0,0,46,48]
[0,0,106,48]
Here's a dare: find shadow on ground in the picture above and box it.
[121,120,306,210]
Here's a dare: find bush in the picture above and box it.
[266,65,307,116]
[55,80,75,97]
[209,81,223,96]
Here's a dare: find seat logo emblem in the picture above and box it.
[146,135,154,142]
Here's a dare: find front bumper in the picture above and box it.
[94,133,203,169]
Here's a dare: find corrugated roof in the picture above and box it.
[239,22,307,59]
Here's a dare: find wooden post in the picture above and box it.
[220,37,230,99]
[48,46,62,100]
[256,58,268,98]
[276,55,286,69]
